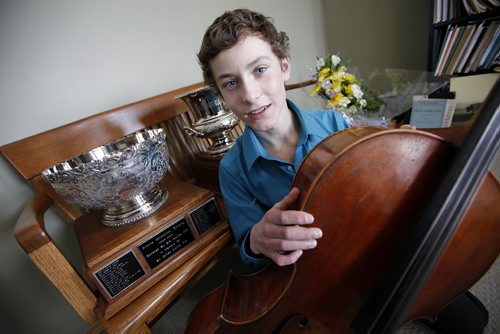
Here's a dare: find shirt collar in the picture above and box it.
[241,99,316,170]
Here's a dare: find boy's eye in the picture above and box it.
[256,66,267,75]
[223,80,237,90]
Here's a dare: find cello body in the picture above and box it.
[185,125,500,333]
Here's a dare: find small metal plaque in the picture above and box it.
[94,251,145,298]
[189,198,222,235]
[138,218,195,270]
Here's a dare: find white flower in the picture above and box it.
[316,57,325,69]
[322,80,333,90]
[331,55,341,67]
[351,84,364,99]
[339,96,351,107]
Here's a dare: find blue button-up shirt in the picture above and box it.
[219,99,349,266]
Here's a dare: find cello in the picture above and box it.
[185,79,500,333]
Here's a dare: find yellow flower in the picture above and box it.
[344,84,353,95]
[310,83,322,96]
[317,68,331,81]
[343,73,356,83]
[328,92,343,107]
[331,80,342,92]
[330,71,342,82]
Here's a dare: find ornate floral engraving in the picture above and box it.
[42,128,169,226]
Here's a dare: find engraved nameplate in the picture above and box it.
[138,218,195,270]
[94,251,145,298]
[189,198,222,235]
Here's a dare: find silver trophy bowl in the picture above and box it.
[42,128,169,227]
[176,86,239,155]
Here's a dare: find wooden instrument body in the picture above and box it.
[185,126,500,333]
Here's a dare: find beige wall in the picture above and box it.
[324,0,430,70]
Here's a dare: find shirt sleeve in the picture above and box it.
[219,160,272,267]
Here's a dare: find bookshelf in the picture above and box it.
[429,0,500,76]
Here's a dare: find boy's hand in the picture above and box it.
[249,187,322,266]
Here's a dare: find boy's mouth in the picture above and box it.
[249,104,270,117]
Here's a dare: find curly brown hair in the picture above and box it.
[197,9,290,89]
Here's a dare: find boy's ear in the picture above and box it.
[281,57,291,81]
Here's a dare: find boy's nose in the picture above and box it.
[241,80,261,103]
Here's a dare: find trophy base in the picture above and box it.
[206,139,235,155]
[102,186,169,227]
[191,153,223,193]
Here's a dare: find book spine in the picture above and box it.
[441,99,457,127]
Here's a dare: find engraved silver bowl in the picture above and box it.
[42,128,169,227]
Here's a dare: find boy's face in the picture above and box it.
[210,34,291,133]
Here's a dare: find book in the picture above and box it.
[434,0,442,23]
[466,21,499,72]
[446,24,476,74]
[468,0,489,13]
[435,25,459,76]
[456,22,484,73]
[434,25,452,75]
[478,25,500,69]
[438,0,443,21]
[442,25,467,74]
[461,0,475,15]
[441,0,449,21]
[410,95,456,128]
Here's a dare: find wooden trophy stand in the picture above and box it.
[73,177,230,320]
[190,152,222,193]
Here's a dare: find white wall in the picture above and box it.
[0,0,327,332]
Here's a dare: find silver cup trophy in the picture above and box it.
[176,86,239,155]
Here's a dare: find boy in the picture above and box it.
[198,8,349,268]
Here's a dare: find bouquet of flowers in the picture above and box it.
[310,54,383,116]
